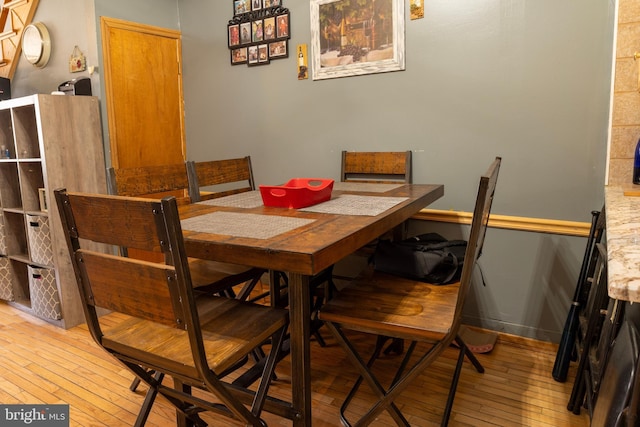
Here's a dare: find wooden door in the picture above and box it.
[101,17,185,169]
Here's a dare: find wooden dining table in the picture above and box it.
[178,182,444,426]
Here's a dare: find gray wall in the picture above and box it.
[178,0,615,341]
[14,0,616,341]
[12,0,99,98]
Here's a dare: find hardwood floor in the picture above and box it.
[0,299,589,426]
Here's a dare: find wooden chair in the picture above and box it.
[54,189,290,427]
[341,150,412,184]
[187,157,330,348]
[319,156,501,426]
[108,163,269,395]
[107,163,266,297]
[186,156,255,202]
[107,163,193,205]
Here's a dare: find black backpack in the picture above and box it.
[372,232,467,285]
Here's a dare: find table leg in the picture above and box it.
[288,272,312,426]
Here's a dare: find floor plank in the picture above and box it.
[0,301,589,426]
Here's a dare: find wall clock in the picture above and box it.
[21,22,51,68]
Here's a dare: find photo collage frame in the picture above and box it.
[229,0,291,66]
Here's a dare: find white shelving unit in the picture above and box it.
[0,94,106,328]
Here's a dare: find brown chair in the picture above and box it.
[186,157,335,346]
[320,156,501,426]
[107,163,194,205]
[341,150,412,184]
[107,164,266,297]
[337,150,413,261]
[54,189,290,426]
[186,156,255,202]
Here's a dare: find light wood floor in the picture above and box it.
[0,300,589,427]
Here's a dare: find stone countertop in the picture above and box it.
[606,185,640,302]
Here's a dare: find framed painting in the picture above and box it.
[310,0,405,80]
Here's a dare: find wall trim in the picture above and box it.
[413,209,590,237]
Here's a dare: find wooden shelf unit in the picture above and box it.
[0,94,106,328]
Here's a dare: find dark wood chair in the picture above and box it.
[341,150,412,184]
[108,163,269,395]
[54,189,290,426]
[186,156,255,202]
[319,156,501,426]
[187,157,329,348]
[107,163,266,297]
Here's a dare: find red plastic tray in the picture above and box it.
[259,178,334,209]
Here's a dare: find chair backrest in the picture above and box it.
[107,163,192,205]
[341,151,412,184]
[54,189,202,359]
[186,156,255,202]
[454,157,501,327]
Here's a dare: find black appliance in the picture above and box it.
[58,77,91,96]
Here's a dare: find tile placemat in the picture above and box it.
[300,194,408,216]
[333,182,403,193]
[181,211,315,239]
[197,191,264,208]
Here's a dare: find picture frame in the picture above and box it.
[240,22,252,45]
[310,0,405,80]
[228,23,240,47]
[263,17,276,41]
[248,45,259,65]
[234,0,250,15]
[252,0,262,11]
[252,19,264,43]
[276,13,289,38]
[269,40,287,58]
[258,44,270,63]
[231,47,248,64]
[263,0,280,7]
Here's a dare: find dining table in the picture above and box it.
[178,181,444,426]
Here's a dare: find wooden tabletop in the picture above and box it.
[179,183,444,275]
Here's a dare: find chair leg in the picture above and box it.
[456,335,485,373]
[134,371,164,427]
[250,324,288,417]
[327,322,483,427]
[441,337,473,427]
[327,324,410,426]
[130,376,142,391]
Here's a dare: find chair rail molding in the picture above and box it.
[414,209,590,237]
